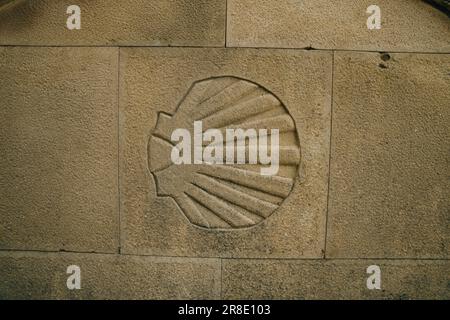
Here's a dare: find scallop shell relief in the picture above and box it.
[148,76,301,230]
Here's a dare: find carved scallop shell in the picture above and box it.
[148,76,301,229]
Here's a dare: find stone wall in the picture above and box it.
[0,0,449,299]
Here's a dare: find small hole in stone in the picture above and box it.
[379,63,388,69]
[380,53,391,62]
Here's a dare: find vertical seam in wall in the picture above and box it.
[220,258,223,299]
[324,51,335,259]
[225,0,228,47]
[117,47,122,254]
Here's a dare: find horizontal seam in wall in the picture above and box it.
[0,249,448,261]
[0,44,449,54]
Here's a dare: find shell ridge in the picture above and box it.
[175,193,210,228]
[184,192,233,229]
[227,106,286,129]
[201,93,281,130]
[193,173,278,217]
[224,114,296,132]
[194,81,259,121]
[210,177,285,205]
[185,183,255,227]
[196,77,240,106]
[198,165,294,198]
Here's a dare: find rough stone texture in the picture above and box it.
[227,0,450,52]
[0,0,226,46]
[0,47,119,253]
[120,48,332,258]
[0,252,220,299]
[327,52,450,258]
[222,259,450,299]
[0,0,16,9]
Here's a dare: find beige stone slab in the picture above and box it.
[222,259,450,299]
[228,0,450,52]
[0,251,220,299]
[328,52,450,258]
[0,0,226,46]
[120,48,332,258]
[0,47,119,252]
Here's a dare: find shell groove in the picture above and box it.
[148,76,301,229]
